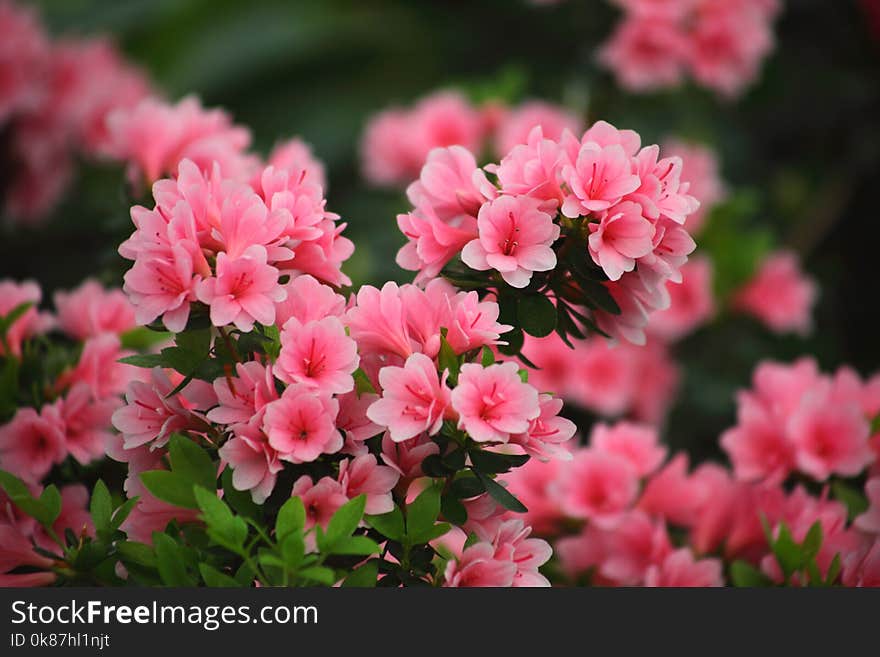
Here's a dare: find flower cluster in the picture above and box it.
[0,279,140,486]
[0,1,152,222]
[721,358,877,483]
[361,91,582,187]
[505,357,880,587]
[119,141,351,333]
[599,0,781,97]
[396,119,700,346]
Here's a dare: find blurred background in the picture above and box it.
[3,0,879,462]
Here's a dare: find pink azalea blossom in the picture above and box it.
[0,280,54,358]
[267,136,326,189]
[0,404,66,484]
[855,479,880,534]
[292,475,349,533]
[509,394,576,461]
[277,316,359,395]
[461,194,559,288]
[0,2,48,123]
[733,250,817,335]
[262,386,342,463]
[381,432,439,483]
[501,457,566,534]
[218,422,282,504]
[598,16,689,92]
[56,333,137,400]
[587,201,656,281]
[196,246,286,332]
[53,279,136,339]
[207,361,279,428]
[111,368,204,450]
[721,395,794,483]
[562,140,642,216]
[591,421,666,477]
[491,125,569,208]
[443,542,517,587]
[367,353,451,443]
[451,362,540,443]
[489,519,553,587]
[337,454,400,515]
[559,448,639,527]
[644,548,724,587]
[406,145,490,222]
[336,391,382,444]
[662,139,726,234]
[122,242,200,332]
[494,101,583,156]
[599,510,672,585]
[59,383,116,465]
[274,274,345,328]
[648,256,714,340]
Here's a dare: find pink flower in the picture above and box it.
[267,136,326,189]
[787,396,873,481]
[59,383,116,465]
[274,274,345,328]
[494,101,582,156]
[461,195,559,288]
[367,353,451,443]
[443,543,517,587]
[638,454,705,527]
[262,386,342,463]
[491,125,568,208]
[598,16,689,92]
[381,432,439,483]
[489,519,553,587]
[599,510,672,584]
[218,423,282,504]
[509,394,576,461]
[0,404,66,484]
[590,421,666,477]
[451,362,540,443]
[0,2,48,123]
[276,316,359,395]
[559,448,639,526]
[855,479,880,535]
[337,454,400,515]
[336,390,382,444]
[733,251,817,335]
[406,145,489,222]
[721,396,794,483]
[662,139,726,234]
[207,361,279,427]
[501,457,566,534]
[123,242,200,332]
[292,475,349,532]
[842,540,880,587]
[644,548,724,587]
[360,109,421,186]
[687,5,774,98]
[587,201,656,281]
[111,368,203,449]
[106,95,256,185]
[56,333,137,400]
[396,203,478,281]
[345,282,415,359]
[53,279,136,339]
[196,246,285,331]
[0,280,53,358]
[648,256,715,341]
[562,139,642,216]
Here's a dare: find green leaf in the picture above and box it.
[518,295,557,337]
[353,367,377,395]
[405,484,441,544]
[438,331,461,384]
[90,480,113,537]
[441,494,467,525]
[141,471,199,509]
[262,324,282,360]
[578,278,621,315]
[469,449,529,474]
[729,560,772,587]
[168,434,216,491]
[220,469,261,522]
[117,353,167,368]
[480,346,495,367]
[38,485,62,527]
[771,523,804,580]
[298,565,337,586]
[194,486,248,551]
[153,532,194,586]
[280,532,305,569]
[342,561,378,587]
[111,497,139,532]
[801,521,823,560]
[322,495,366,550]
[365,506,405,541]
[276,497,306,541]
[120,327,170,351]
[832,481,869,521]
[497,327,524,356]
[0,302,33,337]
[199,563,241,587]
[450,473,485,499]
[0,471,58,528]
[116,541,157,568]
[475,472,527,513]
[330,535,381,556]
[825,553,843,586]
